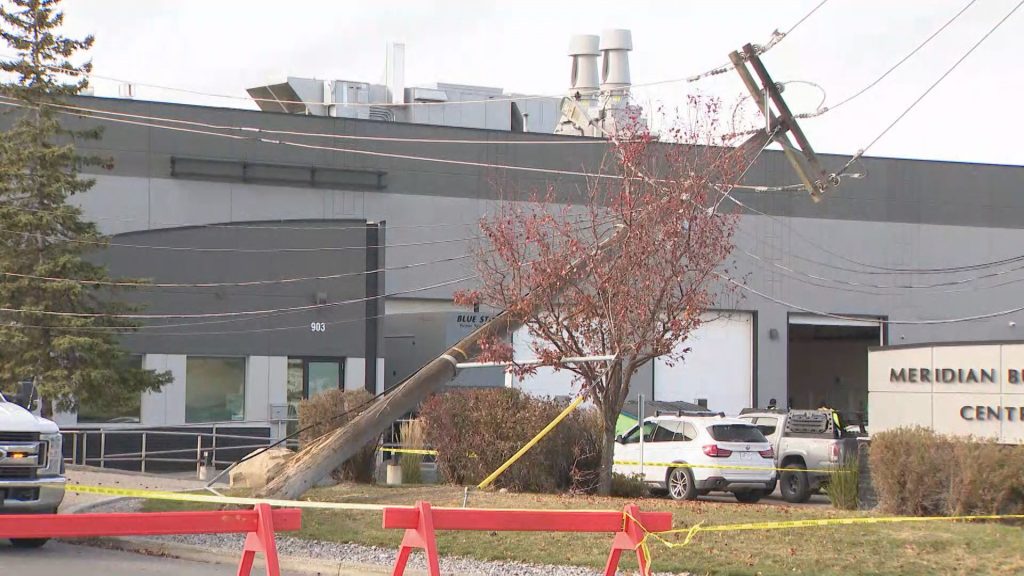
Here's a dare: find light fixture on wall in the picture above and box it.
[769,328,779,341]
[314,292,328,305]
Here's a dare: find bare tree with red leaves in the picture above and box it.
[455,98,754,494]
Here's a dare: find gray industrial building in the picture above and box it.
[6,31,1022,441]
[26,92,1022,441]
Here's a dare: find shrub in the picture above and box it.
[870,427,1024,516]
[826,455,859,510]
[611,472,649,498]
[298,389,377,483]
[398,420,425,484]
[420,388,601,493]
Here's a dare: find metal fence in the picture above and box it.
[62,425,276,475]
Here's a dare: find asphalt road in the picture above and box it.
[0,541,296,576]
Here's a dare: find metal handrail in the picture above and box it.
[61,426,277,476]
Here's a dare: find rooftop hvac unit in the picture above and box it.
[369,106,395,122]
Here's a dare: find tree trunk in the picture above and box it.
[597,411,617,495]
[596,365,624,496]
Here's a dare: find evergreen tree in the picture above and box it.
[0,0,169,414]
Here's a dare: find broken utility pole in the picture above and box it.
[257,44,822,501]
[257,312,523,500]
[731,43,836,201]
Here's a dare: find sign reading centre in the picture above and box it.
[869,342,1024,444]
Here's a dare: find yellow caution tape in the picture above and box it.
[624,511,1024,551]
[613,460,835,474]
[66,484,387,511]
[380,447,439,456]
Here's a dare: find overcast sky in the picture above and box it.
[50,0,1024,165]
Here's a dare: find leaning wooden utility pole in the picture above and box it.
[260,216,634,499]
[259,44,829,500]
[731,43,837,201]
[257,312,523,500]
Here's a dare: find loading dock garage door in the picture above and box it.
[787,313,882,415]
[653,312,754,415]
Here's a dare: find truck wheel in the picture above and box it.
[780,465,812,503]
[10,538,49,549]
[666,466,698,501]
[734,491,763,504]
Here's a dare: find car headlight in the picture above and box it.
[41,432,63,476]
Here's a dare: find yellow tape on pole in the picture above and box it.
[380,447,439,456]
[477,395,586,490]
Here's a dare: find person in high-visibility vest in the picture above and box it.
[819,404,843,437]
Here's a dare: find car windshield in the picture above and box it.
[708,424,767,443]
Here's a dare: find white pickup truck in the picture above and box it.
[0,390,67,548]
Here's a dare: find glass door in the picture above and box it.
[286,357,345,436]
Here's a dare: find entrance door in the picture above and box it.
[286,357,345,434]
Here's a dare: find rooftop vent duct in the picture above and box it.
[599,29,632,92]
[568,34,600,97]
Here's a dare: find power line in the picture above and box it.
[721,185,1024,276]
[0,204,480,232]
[0,275,475,320]
[0,21,806,112]
[719,272,1024,325]
[836,0,1024,177]
[0,253,471,288]
[0,225,476,253]
[799,0,980,119]
[734,244,1024,296]
[0,95,780,192]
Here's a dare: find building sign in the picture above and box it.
[868,343,1024,444]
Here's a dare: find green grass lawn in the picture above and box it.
[142,484,1024,575]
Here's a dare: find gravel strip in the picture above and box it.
[81,499,684,576]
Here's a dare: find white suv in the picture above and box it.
[613,414,776,503]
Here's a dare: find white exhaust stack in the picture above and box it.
[568,34,600,97]
[599,29,632,93]
[385,42,406,105]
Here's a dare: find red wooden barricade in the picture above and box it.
[382,502,672,576]
[0,504,301,576]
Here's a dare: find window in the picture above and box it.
[680,422,699,442]
[78,355,143,424]
[621,422,654,444]
[185,357,246,423]
[650,425,677,442]
[754,417,779,437]
[708,424,767,443]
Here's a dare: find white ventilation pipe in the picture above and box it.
[568,34,600,96]
[599,29,632,92]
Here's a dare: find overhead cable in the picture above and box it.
[835,0,1024,177]
[798,0,980,119]
[0,96,778,192]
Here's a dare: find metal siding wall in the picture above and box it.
[8,96,1022,411]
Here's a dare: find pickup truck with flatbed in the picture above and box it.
[738,408,859,503]
[0,389,66,548]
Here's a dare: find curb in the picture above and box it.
[79,537,410,576]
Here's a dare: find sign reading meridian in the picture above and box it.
[889,367,1023,422]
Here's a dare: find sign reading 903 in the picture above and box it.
[310,322,327,333]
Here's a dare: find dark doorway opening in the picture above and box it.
[787,321,881,420]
